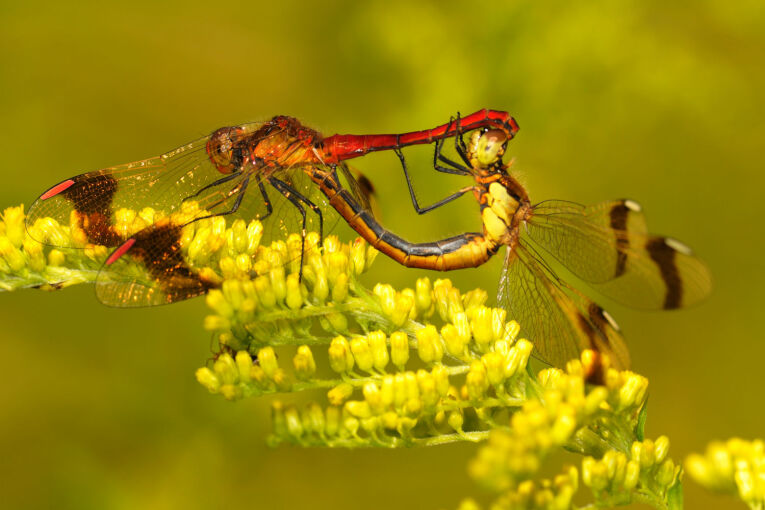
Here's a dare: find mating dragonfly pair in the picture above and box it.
[26,109,711,369]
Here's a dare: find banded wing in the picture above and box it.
[498,240,630,370]
[525,199,712,310]
[95,161,376,307]
[25,122,278,249]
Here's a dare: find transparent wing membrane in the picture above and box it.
[26,122,273,249]
[498,241,630,370]
[526,199,712,310]
[93,162,374,307]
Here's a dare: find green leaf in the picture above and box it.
[667,479,684,510]
[635,398,648,441]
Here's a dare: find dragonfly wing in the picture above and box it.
[526,199,711,309]
[26,122,271,248]
[498,240,630,370]
[95,221,218,307]
[93,162,376,307]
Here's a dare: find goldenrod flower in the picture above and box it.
[686,438,765,509]
[3,202,747,509]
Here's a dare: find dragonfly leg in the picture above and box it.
[189,176,251,223]
[182,171,243,203]
[393,147,472,215]
[269,177,325,280]
[268,177,324,240]
[453,113,472,167]
[433,135,471,174]
[257,180,274,221]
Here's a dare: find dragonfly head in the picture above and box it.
[467,129,507,171]
[206,126,245,174]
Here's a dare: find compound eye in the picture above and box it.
[206,127,242,174]
[475,129,508,167]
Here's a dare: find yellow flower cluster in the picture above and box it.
[470,356,649,492]
[686,438,765,509]
[195,347,296,400]
[0,205,101,290]
[458,467,579,510]
[465,352,665,508]
[582,436,680,507]
[202,231,376,349]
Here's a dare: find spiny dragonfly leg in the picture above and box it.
[269,177,325,280]
[182,171,243,203]
[257,180,274,221]
[394,147,472,215]
[191,176,251,223]
[433,134,471,174]
[453,113,472,167]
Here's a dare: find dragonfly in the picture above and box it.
[26,110,516,307]
[345,118,712,370]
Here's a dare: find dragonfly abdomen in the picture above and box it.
[307,167,500,271]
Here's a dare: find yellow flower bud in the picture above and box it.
[323,312,348,332]
[285,273,304,310]
[482,351,505,386]
[327,383,354,406]
[293,345,316,379]
[331,272,349,302]
[466,361,488,400]
[503,320,521,343]
[284,405,304,438]
[254,275,276,308]
[213,353,238,385]
[380,375,395,407]
[363,382,384,414]
[448,410,464,433]
[441,323,466,358]
[366,331,389,371]
[235,351,253,383]
[221,279,244,311]
[471,306,494,348]
[47,249,66,267]
[303,403,325,436]
[416,325,443,364]
[415,277,432,313]
[350,238,367,275]
[391,292,414,326]
[246,220,263,254]
[195,367,221,392]
[269,266,287,303]
[257,346,279,378]
[345,400,372,419]
[328,336,354,374]
[416,370,438,408]
[654,436,670,464]
[390,331,409,370]
[623,459,640,490]
[462,288,488,316]
[431,366,450,396]
[350,336,374,373]
[374,283,396,316]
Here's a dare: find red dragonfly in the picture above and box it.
[26,110,516,307]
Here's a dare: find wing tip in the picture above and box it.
[106,238,136,265]
[40,179,76,200]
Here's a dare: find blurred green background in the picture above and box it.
[1,1,762,508]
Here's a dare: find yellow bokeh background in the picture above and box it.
[1,1,763,508]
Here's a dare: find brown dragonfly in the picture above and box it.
[343,120,712,370]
